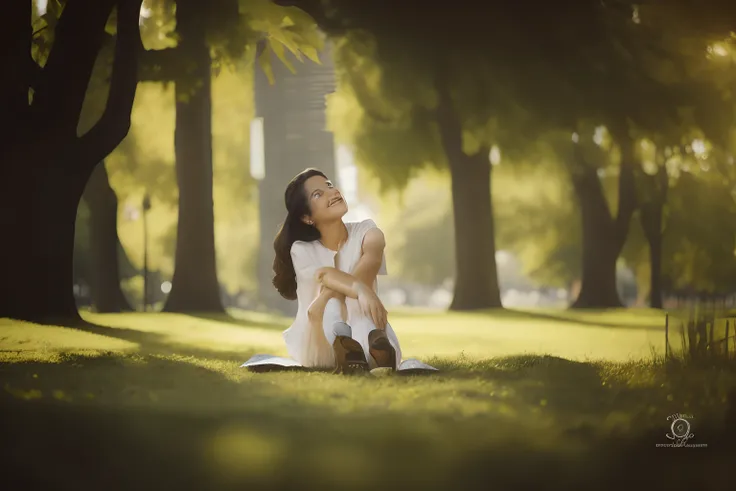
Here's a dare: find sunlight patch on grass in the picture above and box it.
[82,311,288,357]
[0,318,137,354]
[389,309,667,362]
[1,307,672,365]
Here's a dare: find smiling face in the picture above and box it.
[302,175,348,226]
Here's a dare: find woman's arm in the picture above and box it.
[315,267,362,298]
[315,228,388,328]
[315,228,386,295]
[351,228,386,287]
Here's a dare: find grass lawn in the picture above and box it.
[1,308,734,490]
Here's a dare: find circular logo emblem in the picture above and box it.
[670,418,690,438]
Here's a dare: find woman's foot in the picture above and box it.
[368,329,397,371]
[332,322,369,375]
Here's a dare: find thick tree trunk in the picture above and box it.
[447,151,503,310]
[569,131,637,309]
[435,74,502,310]
[82,162,133,313]
[571,165,622,308]
[573,189,622,308]
[163,0,224,313]
[0,0,141,324]
[642,206,664,309]
[0,165,90,324]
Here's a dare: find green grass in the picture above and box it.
[1,308,734,490]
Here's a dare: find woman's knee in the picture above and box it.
[324,297,345,322]
[308,297,345,325]
[307,304,320,323]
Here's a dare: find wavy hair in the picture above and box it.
[272,168,325,300]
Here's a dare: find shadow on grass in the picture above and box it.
[498,309,665,331]
[390,307,665,331]
[1,352,733,490]
[185,312,290,332]
[63,320,259,364]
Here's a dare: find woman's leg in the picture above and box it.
[322,296,372,374]
[321,297,350,345]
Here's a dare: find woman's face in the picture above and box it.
[302,175,348,225]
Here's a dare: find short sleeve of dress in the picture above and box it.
[290,242,318,281]
[359,219,387,275]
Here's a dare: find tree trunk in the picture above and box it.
[571,167,623,308]
[163,0,224,313]
[639,165,668,309]
[0,0,142,324]
[435,74,502,310]
[642,205,663,309]
[569,130,637,309]
[447,151,503,310]
[82,161,132,313]
[0,165,90,324]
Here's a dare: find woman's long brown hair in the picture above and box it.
[272,168,325,300]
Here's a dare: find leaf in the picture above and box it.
[47,0,63,19]
[269,38,296,74]
[268,28,303,59]
[258,44,275,85]
[300,45,321,65]
[40,12,58,30]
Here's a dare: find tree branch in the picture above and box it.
[32,0,117,134]
[102,30,181,82]
[138,47,183,82]
[434,68,465,166]
[570,149,615,229]
[613,132,638,248]
[77,0,144,168]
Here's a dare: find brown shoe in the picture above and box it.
[368,329,397,370]
[332,335,369,375]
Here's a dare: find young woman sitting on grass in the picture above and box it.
[272,168,401,374]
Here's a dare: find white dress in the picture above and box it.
[283,219,403,369]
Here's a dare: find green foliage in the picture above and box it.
[326,35,489,191]
[663,172,736,293]
[31,0,62,68]
[104,66,259,294]
[494,156,582,288]
[378,172,455,286]
[242,0,325,84]
[139,0,177,50]
[91,0,321,295]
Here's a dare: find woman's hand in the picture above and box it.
[355,283,387,330]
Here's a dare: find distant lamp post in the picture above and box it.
[142,193,152,311]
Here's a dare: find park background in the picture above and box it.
[2,0,736,489]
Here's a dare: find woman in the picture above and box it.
[272,168,402,374]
